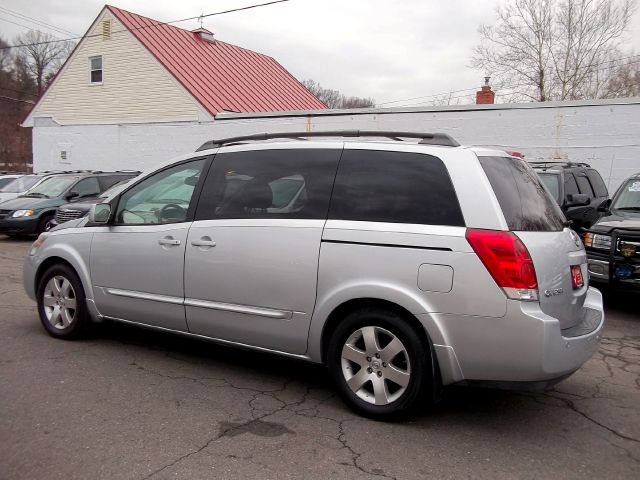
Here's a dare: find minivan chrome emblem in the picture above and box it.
[544,288,564,297]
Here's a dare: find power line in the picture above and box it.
[0,0,290,50]
[0,15,42,32]
[379,54,640,108]
[0,6,77,36]
[0,95,35,104]
[0,86,37,98]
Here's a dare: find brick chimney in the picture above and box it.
[476,76,495,105]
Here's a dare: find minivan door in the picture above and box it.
[184,148,341,354]
[90,158,208,331]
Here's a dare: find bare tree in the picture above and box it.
[302,79,375,109]
[14,30,75,95]
[602,54,640,97]
[472,0,636,102]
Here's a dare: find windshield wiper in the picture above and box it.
[21,192,50,198]
[615,206,640,211]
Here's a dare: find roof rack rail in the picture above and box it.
[528,161,591,168]
[196,130,460,151]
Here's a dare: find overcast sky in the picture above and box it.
[1,0,639,106]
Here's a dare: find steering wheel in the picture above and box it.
[159,203,186,222]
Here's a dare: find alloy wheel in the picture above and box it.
[340,326,411,405]
[42,275,77,330]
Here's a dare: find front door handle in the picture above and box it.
[191,236,216,248]
[158,237,181,246]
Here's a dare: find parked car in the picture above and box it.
[531,162,609,231]
[23,131,604,419]
[0,174,25,190]
[0,174,48,204]
[584,172,640,289]
[0,171,138,236]
[51,177,138,228]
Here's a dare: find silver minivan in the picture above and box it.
[23,131,604,419]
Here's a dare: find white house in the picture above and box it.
[23,4,325,171]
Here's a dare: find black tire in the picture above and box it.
[327,307,433,420]
[36,264,90,339]
[36,214,54,234]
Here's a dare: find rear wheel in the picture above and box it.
[327,307,433,420]
[37,264,90,339]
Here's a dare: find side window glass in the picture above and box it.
[564,174,579,196]
[115,159,205,225]
[196,149,340,220]
[587,170,608,197]
[329,150,465,226]
[575,174,595,197]
[72,177,101,198]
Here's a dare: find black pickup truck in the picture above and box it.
[583,172,640,290]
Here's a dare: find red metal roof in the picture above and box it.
[107,5,326,115]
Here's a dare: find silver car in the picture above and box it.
[23,131,604,419]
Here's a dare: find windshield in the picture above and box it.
[0,175,42,193]
[25,176,78,197]
[538,173,561,203]
[612,179,640,211]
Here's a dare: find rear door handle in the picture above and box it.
[158,237,181,246]
[191,237,216,248]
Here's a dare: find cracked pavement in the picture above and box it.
[0,237,638,479]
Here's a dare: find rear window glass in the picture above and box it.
[479,156,565,231]
[329,150,465,226]
[587,170,608,197]
[538,173,561,202]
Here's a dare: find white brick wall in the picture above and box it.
[32,98,640,191]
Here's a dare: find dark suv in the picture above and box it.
[531,162,609,231]
[0,171,139,236]
[584,172,640,289]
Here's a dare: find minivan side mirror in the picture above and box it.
[88,203,112,224]
[565,193,590,207]
[65,191,79,201]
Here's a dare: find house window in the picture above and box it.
[89,56,103,84]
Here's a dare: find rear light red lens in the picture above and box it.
[465,229,538,300]
[571,265,584,289]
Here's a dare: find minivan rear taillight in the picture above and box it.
[570,265,584,289]
[465,229,539,301]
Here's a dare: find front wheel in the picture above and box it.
[37,214,54,234]
[327,308,433,420]
[37,264,90,339]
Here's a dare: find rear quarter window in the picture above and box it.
[587,169,608,197]
[479,156,565,231]
[575,174,595,197]
[329,150,464,226]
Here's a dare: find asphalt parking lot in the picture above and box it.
[0,237,638,480]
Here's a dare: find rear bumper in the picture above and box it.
[433,287,604,386]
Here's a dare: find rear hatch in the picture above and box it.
[478,155,587,330]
